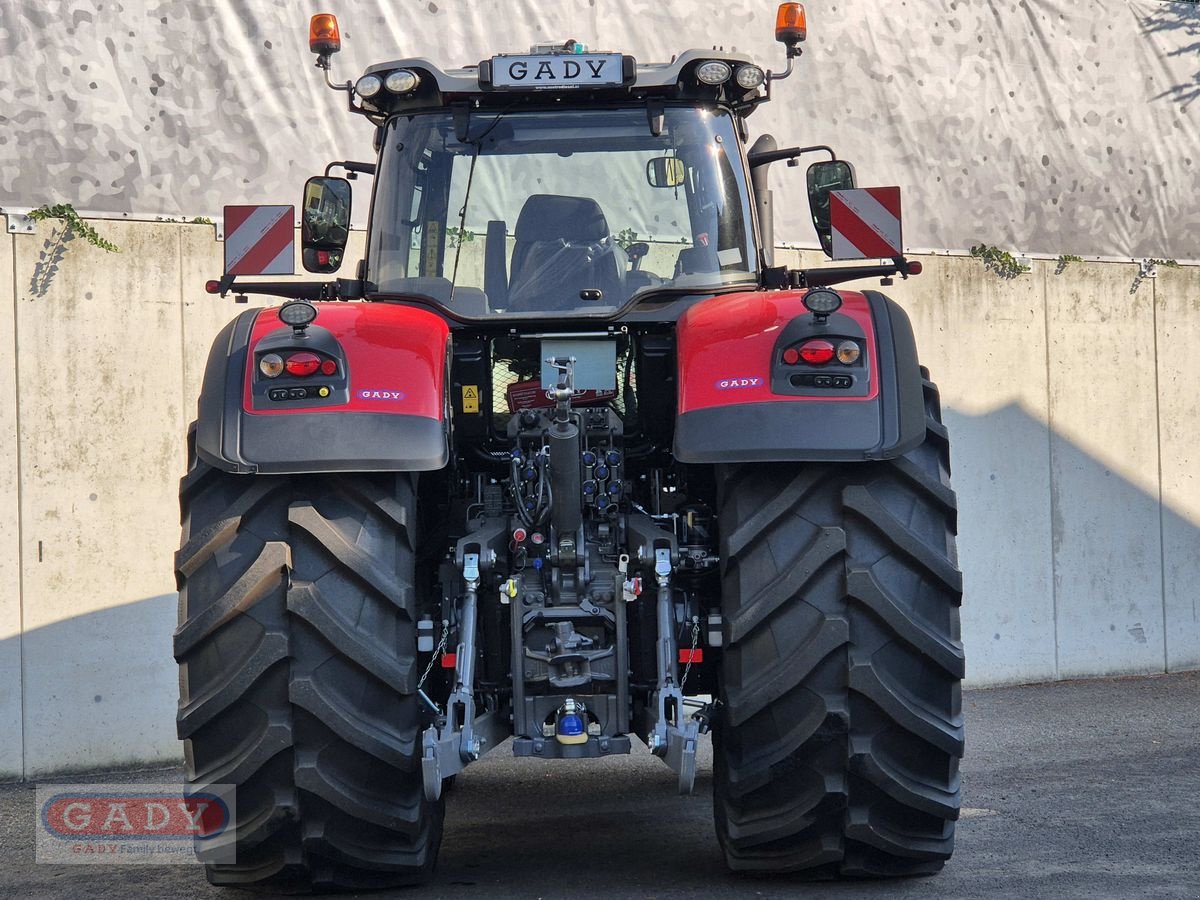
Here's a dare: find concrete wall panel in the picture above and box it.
[0,231,23,780]
[0,216,1195,774]
[180,223,257,431]
[1045,262,1165,678]
[14,221,184,775]
[1154,265,1200,671]
[885,257,1058,685]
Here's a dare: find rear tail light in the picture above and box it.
[836,341,861,364]
[285,352,321,377]
[798,339,835,365]
[259,354,285,378]
[320,359,337,376]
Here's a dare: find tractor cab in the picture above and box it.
[312,42,776,318]
[291,9,901,319]
[363,98,757,318]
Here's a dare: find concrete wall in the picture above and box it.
[882,256,1200,682]
[1,218,1197,780]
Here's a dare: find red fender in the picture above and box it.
[194,302,450,474]
[673,288,925,463]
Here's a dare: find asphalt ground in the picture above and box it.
[2,672,1199,899]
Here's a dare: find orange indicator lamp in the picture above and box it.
[775,3,807,47]
[309,14,342,56]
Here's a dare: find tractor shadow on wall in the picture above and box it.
[0,592,180,784]
[946,401,1198,683]
[1141,2,1200,110]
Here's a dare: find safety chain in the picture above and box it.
[417,620,450,692]
[679,617,701,690]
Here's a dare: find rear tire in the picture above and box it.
[174,430,442,890]
[713,373,963,877]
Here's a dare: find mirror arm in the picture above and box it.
[799,257,920,288]
[763,258,922,290]
[324,160,377,178]
[207,278,362,302]
[748,144,836,169]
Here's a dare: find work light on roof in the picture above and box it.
[355,74,383,99]
[384,69,420,93]
[696,60,733,85]
[735,65,766,89]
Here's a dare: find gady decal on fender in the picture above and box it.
[714,377,763,390]
[357,389,407,401]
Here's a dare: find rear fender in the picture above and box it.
[195,303,450,474]
[673,289,924,463]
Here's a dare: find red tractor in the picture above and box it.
[176,6,962,889]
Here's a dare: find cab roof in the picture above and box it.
[355,48,768,118]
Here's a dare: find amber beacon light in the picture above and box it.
[775,3,807,47]
[309,13,342,55]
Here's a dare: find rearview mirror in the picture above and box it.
[806,160,856,257]
[646,156,686,188]
[301,176,352,273]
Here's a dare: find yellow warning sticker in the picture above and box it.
[461,384,480,414]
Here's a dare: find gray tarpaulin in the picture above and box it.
[1,1,1196,258]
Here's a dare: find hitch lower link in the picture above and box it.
[420,549,505,801]
[647,546,701,795]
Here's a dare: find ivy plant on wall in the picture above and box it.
[28,204,121,252]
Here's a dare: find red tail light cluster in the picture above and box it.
[285,352,321,377]
[259,352,337,379]
[781,339,861,367]
[798,340,835,365]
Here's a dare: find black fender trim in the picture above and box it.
[672,291,925,463]
[194,310,448,474]
[864,289,927,459]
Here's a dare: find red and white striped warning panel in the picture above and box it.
[223,205,295,275]
[830,187,903,260]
